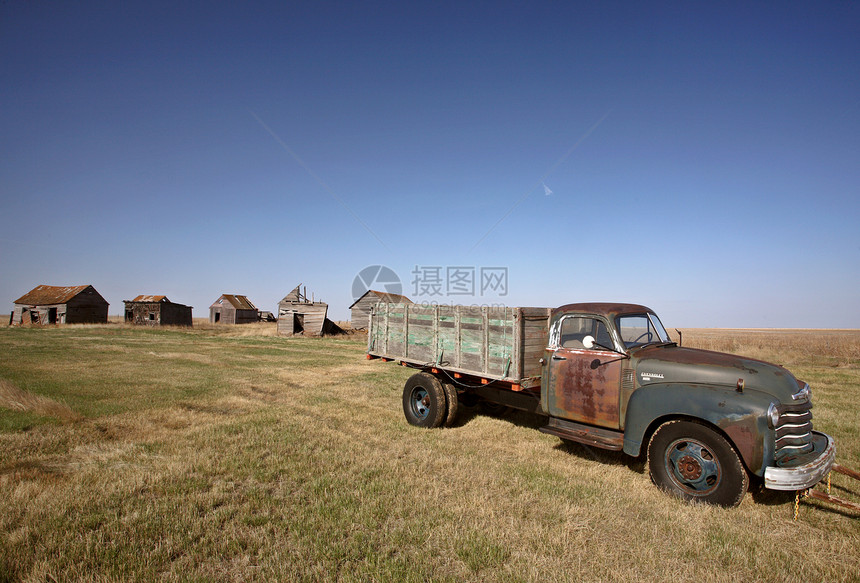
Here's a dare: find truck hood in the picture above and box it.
[632,345,804,403]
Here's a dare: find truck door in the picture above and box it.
[543,315,622,429]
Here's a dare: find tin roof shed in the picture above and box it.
[123,295,193,326]
[14,285,93,305]
[209,294,259,324]
[12,284,109,325]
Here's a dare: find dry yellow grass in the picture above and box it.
[675,328,860,368]
[0,378,82,424]
[0,325,857,582]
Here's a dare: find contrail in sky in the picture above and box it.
[250,110,391,252]
[468,109,612,253]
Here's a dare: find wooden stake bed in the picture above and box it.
[367,303,551,388]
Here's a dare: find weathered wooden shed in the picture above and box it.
[123,295,193,326]
[349,290,413,330]
[11,284,109,325]
[277,284,330,336]
[258,310,276,322]
[209,294,258,324]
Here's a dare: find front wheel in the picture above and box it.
[402,373,446,428]
[647,420,748,507]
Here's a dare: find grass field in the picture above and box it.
[1,322,858,582]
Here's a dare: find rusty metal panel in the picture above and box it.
[544,347,623,428]
[13,284,91,305]
[132,295,167,303]
[552,303,652,320]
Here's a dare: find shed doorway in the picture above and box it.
[293,313,304,334]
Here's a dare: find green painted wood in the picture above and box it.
[368,302,551,382]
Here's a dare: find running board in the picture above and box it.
[539,418,624,451]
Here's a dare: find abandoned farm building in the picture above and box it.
[11,284,109,325]
[123,295,192,326]
[349,290,413,330]
[259,310,276,322]
[209,294,258,324]
[278,284,342,336]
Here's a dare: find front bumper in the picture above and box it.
[764,431,835,491]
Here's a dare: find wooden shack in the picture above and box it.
[349,290,413,330]
[12,284,109,325]
[209,294,258,324]
[258,310,276,322]
[277,284,330,336]
[123,295,193,326]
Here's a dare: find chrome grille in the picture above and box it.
[773,400,814,465]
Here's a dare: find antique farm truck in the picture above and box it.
[366,302,836,507]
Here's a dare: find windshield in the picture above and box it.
[617,313,671,349]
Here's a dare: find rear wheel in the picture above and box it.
[442,382,459,427]
[647,420,748,507]
[402,373,446,428]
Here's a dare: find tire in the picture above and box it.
[647,420,748,507]
[442,382,459,427]
[402,373,446,428]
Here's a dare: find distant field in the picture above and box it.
[0,323,858,582]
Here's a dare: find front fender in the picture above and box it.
[623,383,775,477]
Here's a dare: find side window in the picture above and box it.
[559,316,613,350]
[593,320,614,348]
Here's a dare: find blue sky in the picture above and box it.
[1,1,858,327]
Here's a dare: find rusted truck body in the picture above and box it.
[367,302,835,507]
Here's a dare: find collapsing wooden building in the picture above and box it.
[11,284,109,325]
[349,290,413,330]
[209,294,258,324]
[278,285,327,336]
[277,284,344,336]
[123,295,192,326]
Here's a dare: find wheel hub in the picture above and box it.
[665,438,721,494]
[411,388,429,418]
[677,455,702,480]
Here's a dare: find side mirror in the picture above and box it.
[582,335,595,349]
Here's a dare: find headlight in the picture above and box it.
[767,402,780,429]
